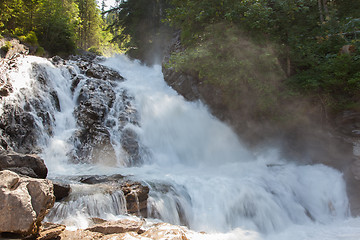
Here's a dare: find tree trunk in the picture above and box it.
[322,0,329,20]
[318,0,324,23]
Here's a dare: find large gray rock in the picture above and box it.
[0,150,48,178]
[0,170,55,236]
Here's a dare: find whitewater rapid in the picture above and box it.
[3,55,360,240]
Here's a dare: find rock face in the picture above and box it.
[68,56,143,167]
[0,58,60,154]
[0,150,47,178]
[0,170,55,236]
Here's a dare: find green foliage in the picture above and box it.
[35,0,77,54]
[106,0,172,63]
[290,51,360,109]
[35,46,45,56]
[87,46,102,55]
[1,41,12,53]
[24,31,38,45]
[13,28,24,36]
[166,0,360,113]
[0,0,117,56]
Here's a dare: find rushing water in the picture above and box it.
[3,55,360,239]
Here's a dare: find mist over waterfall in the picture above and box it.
[2,54,360,239]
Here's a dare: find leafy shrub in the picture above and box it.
[18,35,26,42]
[0,41,12,53]
[87,46,102,55]
[13,28,24,36]
[290,50,360,111]
[24,31,38,45]
[35,46,45,56]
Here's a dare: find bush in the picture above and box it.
[0,41,12,53]
[13,28,24,36]
[87,46,102,55]
[35,46,45,56]
[24,31,38,45]
[289,50,360,111]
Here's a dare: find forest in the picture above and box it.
[1,0,360,116]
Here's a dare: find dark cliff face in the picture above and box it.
[161,33,360,215]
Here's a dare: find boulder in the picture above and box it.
[86,219,143,235]
[0,170,55,236]
[0,150,47,178]
[52,181,71,201]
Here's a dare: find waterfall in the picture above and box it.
[1,54,360,239]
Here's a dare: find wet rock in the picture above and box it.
[121,181,149,217]
[0,83,12,97]
[72,78,118,165]
[71,75,85,92]
[0,170,55,236]
[0,104,40,153]
[70,54,123,82]
[85,63,123,81]
[79,174,125,184]
[37,222,66,240]
[0,150,47,178]
[69,175,149,217]
[52,181,71,201]
[121,128,142,166]
[86,219,143,235]
[50,56,64,65]
[75,79,116,127]
[70,126,117,165]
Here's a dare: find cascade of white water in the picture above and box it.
[103,55,350,233]
[2,54,360,240]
